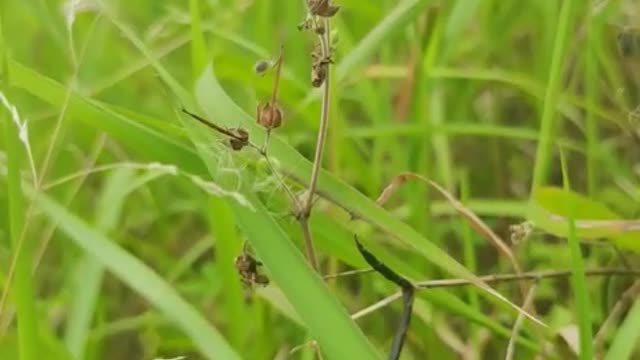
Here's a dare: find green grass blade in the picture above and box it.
[531,0,576,189]
[31,190,242,360]
[560,150,594,360]
[195,64,543,326]
[0,7,39,354]
[189,0,208,78]
[1,88,39,360]
[205,197,248,349]
[188,70,381,360]
[231,196,381,360]
[7,59,204,174]
[64,168,135,358]
[605,298,640,360]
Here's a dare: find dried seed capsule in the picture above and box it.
[311,60,329,87]
[308,0,340,17]
[235,252,269,287]
[228,128,249,151]
[257,102,283,129]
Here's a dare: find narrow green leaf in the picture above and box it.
[32,191,242,360]
[560,150,593,360]
[531,0,576,188]
[605,298,640,360]
[528,187,640,252]
[189,0,208,78]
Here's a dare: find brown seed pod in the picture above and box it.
[308,0,340,17]
[256,102,283,130]
[311,61,328,87]
[311,56,333,88]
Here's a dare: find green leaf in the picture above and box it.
[194,64,545,327]
[189,67,382,360]
[605,298,640,360]
[528,186,640,252]
[31,190,242,360]
[560,150,593,360]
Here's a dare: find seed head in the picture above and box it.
[309,0,340,17]
[257,102,283,130]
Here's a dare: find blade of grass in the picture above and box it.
[31,189,242,360]
[64,168,135,358]
[195,63,545,327]
[7,59,204,174]
[189,0,208,78]
[205,197,248,349]
[12,30,544,333]
[604,298,640,360]
[560,149,594,360]
[0,7,39,355]
[531,0,577,189]
[186,73,381,360]
[1,87,39,360]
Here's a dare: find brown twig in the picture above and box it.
[296,9,333,271]
[376,173,526,293]
[352,268,640,322]
[261,46,284,154]
[323,268,374,280]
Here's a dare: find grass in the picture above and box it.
[1,1,639,359]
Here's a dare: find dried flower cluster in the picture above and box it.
[235,251,269,287]
[308,0,340,18]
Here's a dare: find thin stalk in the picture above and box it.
[531,0,576,189]
[351,268,640,322]
[1,104,39,358]
[505,282,538,360]
[303,18,332,215]
[561,149,594,360]
[298,15,332,271]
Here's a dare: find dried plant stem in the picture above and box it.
[593,279,640,353]
[323,268,374,280]
[351,268,640,322]
[505,282,538,360]
[303,19,331,215]
[297,17,332,272]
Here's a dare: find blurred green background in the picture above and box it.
[1,0,640,359]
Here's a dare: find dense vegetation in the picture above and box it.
[1,0,639,359]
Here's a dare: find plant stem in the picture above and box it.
[303,17,331,215]
[299,16,332,271]
[352,267,640,321]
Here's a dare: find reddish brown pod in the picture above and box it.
[256,102,283,130]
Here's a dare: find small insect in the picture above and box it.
[235,251,269,287]
[181,108,250,151]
